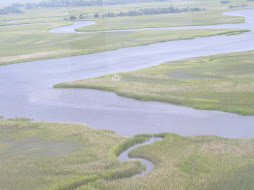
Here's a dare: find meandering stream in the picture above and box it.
[49,9,254,33]
[1,8,254,177]
[0,9,254,138]
[118,137,163,176]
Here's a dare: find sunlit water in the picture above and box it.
[1,9,254,138]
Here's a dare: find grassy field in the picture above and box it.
[0,0,250,25]
[3,1,244,27]
[0,118,147,190]
[0,0,253,65]
[90,134,254,190]
[0,24,248,65]
[1,119,254,190]
[75,0,254,31]
[77,9,245,32]
[55,50,254,115]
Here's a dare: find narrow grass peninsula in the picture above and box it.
[0,25,248,66]
[55,50,254,115]
[0,0,253,65]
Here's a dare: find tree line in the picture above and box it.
[228,4,247,8]
[8,0,170,9]
[0,6,23,15]
[102,7,204,17]
[221,1,230,4]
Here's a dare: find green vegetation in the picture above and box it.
[6,117,33,121]
[90,134,254,190]
[114,134,153,156]
[5,0,170,10]
[77,9,245,31]
[1,120,254,189]
[102,7,204,18]
[229,4,247,8]
[55,50,254,115]
[0,0,253,65]
[0,23,247,65]
[0,119,144,190]
[0,6,23,15]
[221,0,231,4]
[1,1,254,189]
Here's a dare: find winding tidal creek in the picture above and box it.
[0,9,254,138]
[118,137,163,176]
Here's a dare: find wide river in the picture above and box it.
[1,9,254,138]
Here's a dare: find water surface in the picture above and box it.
[0,9,254,138]
[49,9,253,33]
[118,137,163,176]
[50,21,96,33]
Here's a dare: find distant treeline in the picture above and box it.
[10,0,170,9]
[221,1,230,4]
[228,4,247,8]
[103,7,204,17]
[0,6,23,15]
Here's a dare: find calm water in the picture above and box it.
[50,20,96,33]
[49,9,254,33]
[0,9,254,137]
[118,137,163,176]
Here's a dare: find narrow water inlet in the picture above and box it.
[118,137,163,176]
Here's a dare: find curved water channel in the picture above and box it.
[1,8,254,177]
[0,9,254,138]
[50,9,253,33]
[50,20,96,33]
[118,137,163,176]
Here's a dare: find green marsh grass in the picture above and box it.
[2,120,254,189]
[77,9,244,32]
[0,120,144,190]
[0,0,253,65]
[56,50,254,115]
[0,23,248,66]
[78,134,254,190]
